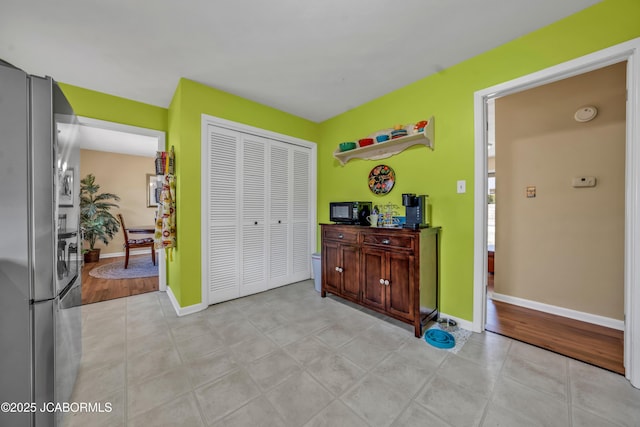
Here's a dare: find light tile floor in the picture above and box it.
[64,280,640,427]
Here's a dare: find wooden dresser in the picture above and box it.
[321,224,440,337]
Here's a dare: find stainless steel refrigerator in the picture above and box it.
[0,60,82,427]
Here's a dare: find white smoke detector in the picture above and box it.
[574,106,598,122]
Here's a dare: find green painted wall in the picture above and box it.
[317,0,640,321]
[59,83,167,131]
[167,78,320,307]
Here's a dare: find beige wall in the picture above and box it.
[80,150,156,254]
[494,62,626,320]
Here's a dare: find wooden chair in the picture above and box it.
[117,213,155,269]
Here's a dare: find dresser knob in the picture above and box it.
[338,233,344,239]
[382,239,390,245]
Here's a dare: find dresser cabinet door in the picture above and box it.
[386,251,414,321]
[322,241,341,294]
[361,246,385,310]
[340,244,360,300]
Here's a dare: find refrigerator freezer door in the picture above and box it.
[52,80,81,297]
[0,262,32,427]
[33,298,55,427]
[56,278,82,426]
[30,75,56,302]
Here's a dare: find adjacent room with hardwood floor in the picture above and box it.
[483,62,626,375]
[81,255,159,305]
[78,119,165,305]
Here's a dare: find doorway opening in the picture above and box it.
[76,117,167,305]
[473,37,640,388]
[486,63,626,374]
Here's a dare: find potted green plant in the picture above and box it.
[80,173,121,263]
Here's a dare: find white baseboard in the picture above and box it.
[99,249,150,259]
[491,292,624,331]
[166,286,207,317]
[439,312,475,332]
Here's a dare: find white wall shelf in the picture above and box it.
[333,116,434,165]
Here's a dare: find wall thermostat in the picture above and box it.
[572,176,597,188]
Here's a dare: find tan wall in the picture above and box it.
[80,150,156,254]
[494,62,626,320]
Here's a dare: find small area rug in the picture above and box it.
[89,257,158,279]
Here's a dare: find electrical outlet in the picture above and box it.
[457,180,466,194]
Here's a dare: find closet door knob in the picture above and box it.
[336,267,340,272]
[380,279,385,284]
[384,280,390,286]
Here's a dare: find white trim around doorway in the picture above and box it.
[473,37,640,388]
[77,116,168,293]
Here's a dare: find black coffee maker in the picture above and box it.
[402,193,428,229]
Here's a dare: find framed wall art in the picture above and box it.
[59,168,74,207]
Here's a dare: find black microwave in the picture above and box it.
[330,202,372,225]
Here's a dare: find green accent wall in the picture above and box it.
[318,0,640,321]
[167,78,320,307]
[58,83,167,131]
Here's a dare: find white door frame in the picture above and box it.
[473,37,640,387]
[77,116,167,292]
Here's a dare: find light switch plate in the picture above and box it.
[457,180,466,194]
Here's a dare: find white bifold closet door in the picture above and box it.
[206,125,312,305]
[206,127,241,303]
[241,134,268,297]
[269,141,289,287]
[290,146,311,282]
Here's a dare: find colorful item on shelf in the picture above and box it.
[414,120,429,133]
[375,134,389,143]
[358,138,374,147]
[390,128,408,139]
[339,142,357,152]
[368,164,395,195]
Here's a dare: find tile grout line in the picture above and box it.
[566,357,573,427]
[123,298,129,426]
[476,338,513,427]
[164,293,211,427]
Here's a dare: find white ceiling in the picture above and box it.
[1,0,600,123]
[77,125,158,157]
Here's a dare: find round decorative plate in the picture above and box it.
[368,165,395,195]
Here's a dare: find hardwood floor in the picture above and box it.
[81,255,159,305]
[485,273,625,375]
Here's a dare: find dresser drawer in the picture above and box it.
[323,228,358,243]
[362,233,414,249]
